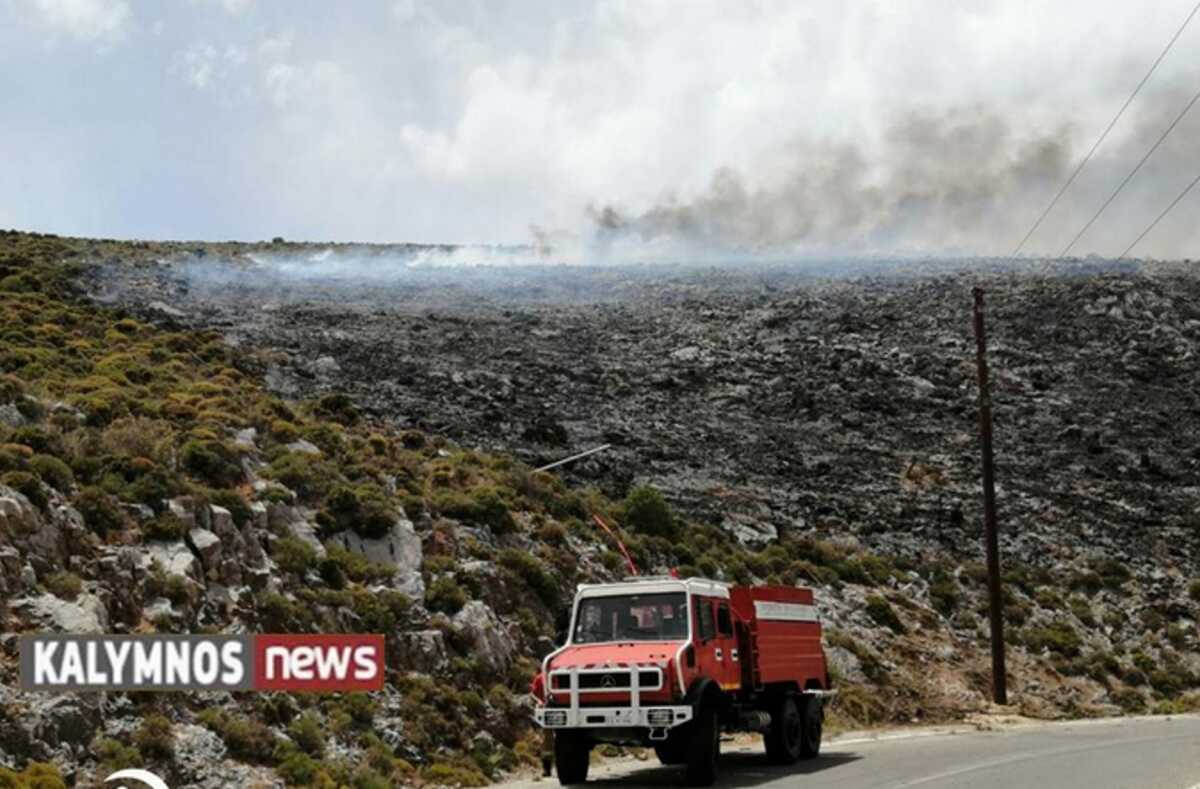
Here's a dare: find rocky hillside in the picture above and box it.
[2,230,1200,788]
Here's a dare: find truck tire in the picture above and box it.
[653,730,688,765]
[684,704,720,786]
[763,694,802,764]
[554,731,590,785]
[798,695,823,759]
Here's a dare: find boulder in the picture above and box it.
[285,439,322,455]
[452,601,517,675]
[12,592,108,633]
[27,694,103,760]
[391,629,449,674]
[144,540,200,580]
[187,528,223,568]
[0,403,25,427]
[336,515,424,598]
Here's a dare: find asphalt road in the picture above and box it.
[506,715,1200,789]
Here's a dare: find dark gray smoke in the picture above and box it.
[586,89,1200,260]
[589,106,1076,257]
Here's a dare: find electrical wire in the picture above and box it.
[1058,84,1200,257]
[1011,0,1200,257]
[1117,169,1200,258]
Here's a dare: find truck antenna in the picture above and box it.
[591,513,638,576]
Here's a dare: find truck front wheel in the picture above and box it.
[798,696,823,759]
[763,695,802,764]
[554,731,591,785]
[684,704,720,786]
[653,729,688,765]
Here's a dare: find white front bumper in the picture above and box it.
[534,705,693,730]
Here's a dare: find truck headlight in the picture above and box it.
[544,710,568,727]
[646,708,673,726]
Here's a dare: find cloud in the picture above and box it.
[32,0,130,43]
[176,41,246,90]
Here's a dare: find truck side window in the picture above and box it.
[716,602,732,637]
[695,597,715,642]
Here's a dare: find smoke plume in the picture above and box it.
[584,90,1200,261]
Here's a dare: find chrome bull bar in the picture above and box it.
[534,664,692,731]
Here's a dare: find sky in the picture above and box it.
[1,0,1199,259]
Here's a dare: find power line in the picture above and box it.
[1118,170,1200,258]
[1011,0,1200,257]
[1058,84,1200,257]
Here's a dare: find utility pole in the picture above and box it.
[972,287,1008,706]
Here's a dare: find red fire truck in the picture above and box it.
[531,577,833,786]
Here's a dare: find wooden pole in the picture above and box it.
[973,287,1008,705]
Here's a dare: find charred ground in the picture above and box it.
[3,231,1200,787]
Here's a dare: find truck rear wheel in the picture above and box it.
[798,696,823,759]
[684,704,720,786]
[554,731,591,785]
[763,695,802,764]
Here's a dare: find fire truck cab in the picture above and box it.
[531,577,832,786]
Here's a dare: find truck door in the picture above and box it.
[714,600,741,692]
[692,596,719,686]
[692,597,741,692]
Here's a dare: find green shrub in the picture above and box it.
[421,762,488,787]
[426,576,468,615]
[322,542,394,585]
[143,512,187,541]
[29,454,73,492]
[622,486,675,538]
[276,750,319,785]
[197,709,278,763]
[93,737,143,772]
[1069,597,1097,627]
[43,571,82,600]
[0,763,68,789]
[258,592,315,633]
[270,419,301,443]
[1149,669,1185,696]
[287,712,326,757]
[1092,558,1132,589]
[348,588,411,633]
[267,452,332,500]
[1069,571,1103,597]
[180,439,243,488]
[11,426,65,456]
[0,373,24,402]
[1024,621,1082,657]
[2,470,46,510]
[208,488,253,528]
[499,549,559,607]
[430,486,516,534]
[273,536,318,575]
[1034,588,1065,610]
[931,570,960,613]
[326,483,396,539]
[145,568,191,606]
[73,486,126,536]
[312,393,359,425]
[864,595,907,634]
[1110,687,1145,713]
[133,713,175,761]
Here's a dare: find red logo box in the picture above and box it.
[254,634,385,692]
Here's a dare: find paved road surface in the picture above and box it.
[506,715,1200,789]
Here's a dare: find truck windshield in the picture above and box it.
[572,592,688,643]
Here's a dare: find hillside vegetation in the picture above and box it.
[1,231,1198,788]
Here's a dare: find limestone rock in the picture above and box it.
[452,601,516,675]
